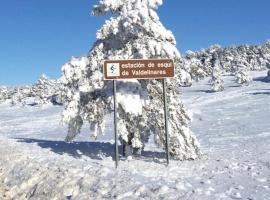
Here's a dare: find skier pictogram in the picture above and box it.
[106,63,120,77]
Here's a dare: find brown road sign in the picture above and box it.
[103,59,174,80]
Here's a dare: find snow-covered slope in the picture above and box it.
[0,71,270,199]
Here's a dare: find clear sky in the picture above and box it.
[0,0,270,86]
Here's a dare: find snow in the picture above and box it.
[116,79,143,116]
[1,70,270,199]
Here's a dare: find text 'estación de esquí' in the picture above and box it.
[104,59,175,80]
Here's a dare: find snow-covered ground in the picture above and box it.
[0,71,270,200]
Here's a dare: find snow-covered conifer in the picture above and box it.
[175,58,192,87]
[60,0,201,160]
[235,69,251,85]
[185,41,270,78]
[234,56,251,85]
[185,50,206,82]
[11,88,24,105]
[210,53,224,92]
[32,74,62,105]
[0,86,8,103]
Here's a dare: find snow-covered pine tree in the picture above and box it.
[32,74,62,105]
[5,87,13,102]
[11,88,23,105]
[0,86,8,103]
[60,0,201,160]
[182,40,270,79]
[234,56,251,85]
[0,76,62,106]
[185,50,206,82]
[260,41,270,70]
[220,47,234,74]
[235,69,251,86]
[210,53,224,92]
[198,49,213,76]
[175,58,192,87]
[265,40,270,77]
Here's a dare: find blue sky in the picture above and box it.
[0,0,270,86]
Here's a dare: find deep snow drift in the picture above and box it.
[0,71,270,199]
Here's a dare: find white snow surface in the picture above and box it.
[0,71,270,199]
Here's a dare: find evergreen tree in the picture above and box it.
[210,53,224,92]
[234,56,251,85]
[185,50,206,82]
[11,88,23,105]
[185,40,270,79]
[60,0,201,160]
[32,74,62,105]
[0,86,8,103]
[175,58,192,87]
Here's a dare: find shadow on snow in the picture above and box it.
[247,88,270,95]
[15,138,166,163]
[193,89,216,93]
[253,76,270,83]
[249,91,270,95]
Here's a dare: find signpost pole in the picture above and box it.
[105,59,174,167]
[162,78,170,165]
[113,80,119,168]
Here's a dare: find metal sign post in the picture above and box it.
[104,59,174,167]
[162,79,170,165]
[113,80,119,168]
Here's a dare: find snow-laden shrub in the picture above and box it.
[60,0,201,160]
